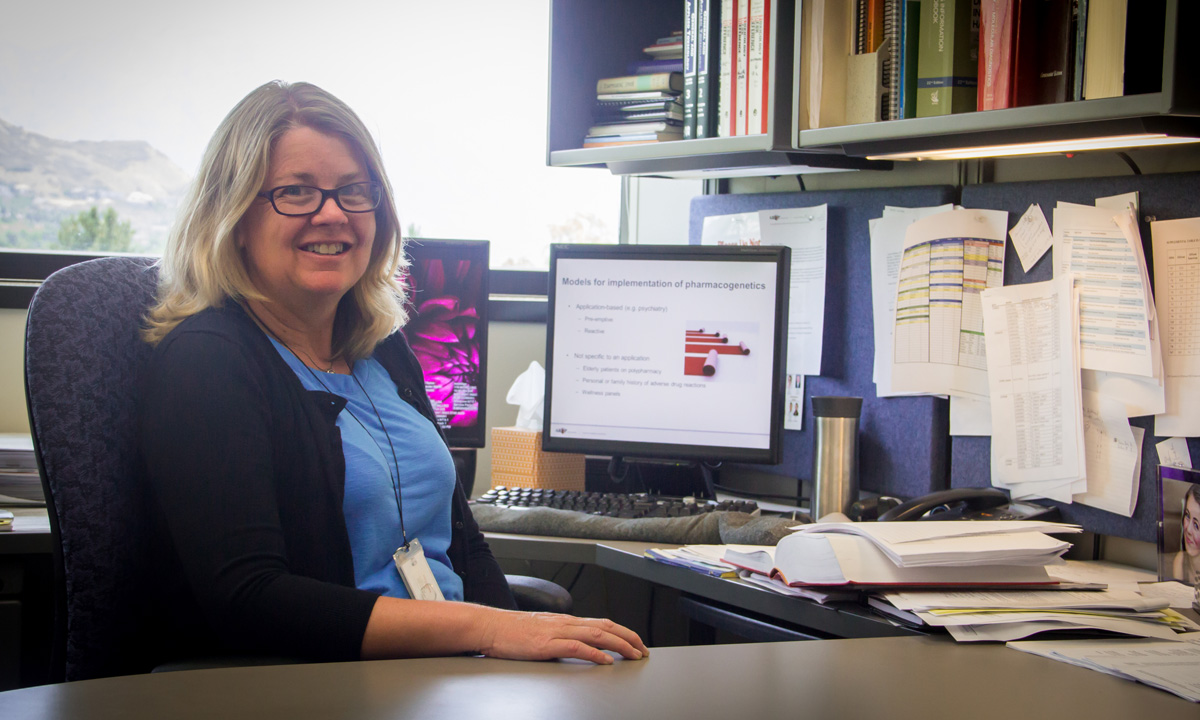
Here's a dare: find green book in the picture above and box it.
[916,0,980,117]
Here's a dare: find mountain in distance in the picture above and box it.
[0,117,191,252]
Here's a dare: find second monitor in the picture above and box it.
[543,243,791,494]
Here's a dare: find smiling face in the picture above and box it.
[237,126,376,317]
[1184,492,1200,557]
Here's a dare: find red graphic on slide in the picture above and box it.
[684,328,751,377]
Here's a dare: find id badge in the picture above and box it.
[393,539,445,601]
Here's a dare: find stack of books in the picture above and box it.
[0,433,42,506]
[722,520,1082,587]
[584,31,685,148]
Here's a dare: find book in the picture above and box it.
[1072,0,1088,101]
[0,508,12,532]
[746,0,771,135]
[627,58,685,75]
[596,90,681,102]
[734,0,750,134]
[593,108,685,125]
[582,130,684,148]
[1013,0,1074,106]
[737,532,1059,587]
[596,72,684,94]
[864,0,886,52]
[978,0,1016,111]
[718,0,738,136]
[587,120,684,136]
[644,33,685,59]
[916,0,981,117]
[899,0,921,118]
[1081,0,1125,99]
[881,0,902,120]
[684,0,698,139]
[696,0,721,138]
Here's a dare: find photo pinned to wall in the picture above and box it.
[785,373,804,431]
[1157,465,1200,610]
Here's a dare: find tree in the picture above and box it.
[56,207,133,252]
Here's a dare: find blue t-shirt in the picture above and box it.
[272,340,464,602]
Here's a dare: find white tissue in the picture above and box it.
[506,361,545,431]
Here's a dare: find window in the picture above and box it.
[0,1,620,271]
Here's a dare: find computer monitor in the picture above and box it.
[401,238,490,449]
[543,243,791,495]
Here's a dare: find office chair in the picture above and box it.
[25,257,569,682]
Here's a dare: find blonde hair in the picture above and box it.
[143,80,407,361]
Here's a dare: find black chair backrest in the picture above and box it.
[25,256,160,681]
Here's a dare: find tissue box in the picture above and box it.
[490,427,585,490]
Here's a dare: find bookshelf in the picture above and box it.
[547,0,1200,177]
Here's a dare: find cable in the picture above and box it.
[566,563,587,593]
[1116,152,1142,175]
[797,175,807,192]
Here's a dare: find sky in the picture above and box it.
[0,0,620,267]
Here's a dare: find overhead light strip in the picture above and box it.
[867,134,1200,161]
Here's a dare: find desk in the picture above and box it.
[1,636,1194,719]
[0,508,54,690]
[486,532,916,640]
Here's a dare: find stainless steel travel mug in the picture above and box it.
[810,396,862,520]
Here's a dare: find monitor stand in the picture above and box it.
[607,456,719,499]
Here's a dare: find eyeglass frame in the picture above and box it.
[255,181,384,217]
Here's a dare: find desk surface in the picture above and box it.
[2,636,1194,719]
[0,507,52,555]
[486,531,915,639]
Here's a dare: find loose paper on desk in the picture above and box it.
[1073,391,1142,517]
[1053,202,1156,378]
[1009,203,1054,272]
[1008,638,1200,703]
[702,206,828,432]
[869,204,955,397]
[890,208,1008,399]
[981,278,1084,498]
[1157,437,1194,469]
[1151,217,1200,436]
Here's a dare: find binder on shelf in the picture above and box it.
[746,0,771,136]
[718,0,738,137]
[684,0,699,139]
[696,0,721,138]
[734,0,750,135]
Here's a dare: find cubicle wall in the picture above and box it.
[954,171,1200,542]
[689,185,957,501]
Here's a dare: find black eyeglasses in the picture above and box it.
[257,181,383,217]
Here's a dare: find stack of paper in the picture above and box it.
[1009,638,1200,703]
[794,521,1080,567]
[875,587,1200,643]
[643,545,737,578]
[0,434,42,506]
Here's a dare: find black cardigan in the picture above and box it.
[138,303,514,665]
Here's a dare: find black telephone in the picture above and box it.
[859,488,1059,522]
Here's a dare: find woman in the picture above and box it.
[1171,483,1200,586]
[138,80,646,667]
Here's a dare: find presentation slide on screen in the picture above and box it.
[549,257,779,450]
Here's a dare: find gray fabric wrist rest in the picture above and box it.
[472,505,803,546]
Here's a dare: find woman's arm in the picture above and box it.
[360,597,648,664]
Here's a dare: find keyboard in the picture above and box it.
[473,486,759,519]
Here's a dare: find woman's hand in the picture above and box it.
[477,609,649,665]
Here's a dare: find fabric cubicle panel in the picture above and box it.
[689,185,958,500]
[957,171,1200,542]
